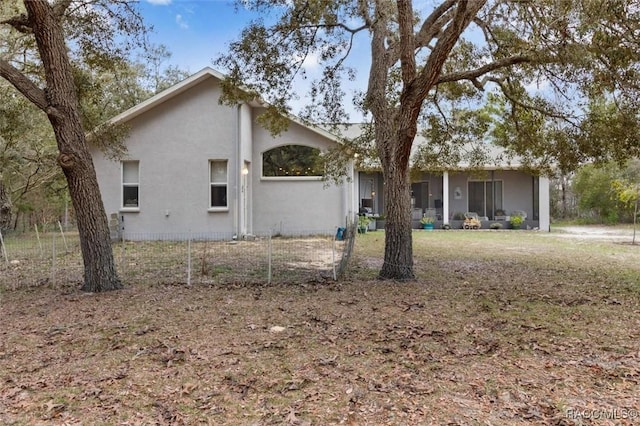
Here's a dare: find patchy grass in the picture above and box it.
[1,230,640,425]
[1,235,344,288]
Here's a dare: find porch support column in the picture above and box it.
[352,170,360,225]
[539,175,550,232]
[443,171,450,224]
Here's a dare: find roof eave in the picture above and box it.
[107,67,226,126]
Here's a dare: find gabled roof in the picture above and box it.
[107,67,341,143]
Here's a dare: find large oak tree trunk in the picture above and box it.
[26,1,121,292]
[53,121,122,292]
[379,159,414,280]
[368,0,483,281]
[374,112,417,281]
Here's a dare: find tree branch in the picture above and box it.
[357,0,373,27]
[398,0,416,82]
[366,0,393,118]
[489,76,580,126]
[0,59,50,113]
[437,54,531,85]
[384,1,457,69]
[0,14,32,33]
[414,0,457,47]
[407,0,487,107]
[297,22,369,34]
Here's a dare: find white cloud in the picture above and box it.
[146,0,172,5]
[524,77,550,94]
[301,52,320,70]
[176,14,189,29]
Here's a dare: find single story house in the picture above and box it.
[90,67,357,239]
[90,67,550,239]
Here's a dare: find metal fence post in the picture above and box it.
[120,233,126,281]
[268,232,272,284]
[58,220,68,252]
[332,233,337,281]
[51,233,56,286]
[35,224,43,257]
[187,232,192,286]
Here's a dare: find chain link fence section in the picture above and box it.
[0,226,356,290]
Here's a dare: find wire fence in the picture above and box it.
[0,222,356,290]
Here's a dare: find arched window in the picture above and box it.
[262,145,324,177]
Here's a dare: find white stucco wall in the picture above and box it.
[91,76,352,238]
[497,170,535,217]
[251,109,350,234]
[92,78,238,237]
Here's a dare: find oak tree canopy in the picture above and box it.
[217,0,640,280]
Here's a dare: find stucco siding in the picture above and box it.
[448,173,469,217]
[93,79,238,236]
[251,110,348,233]
[90,69,353,237]
[497,170,535,217]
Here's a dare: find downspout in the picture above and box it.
[234,105,240,238]
[342,160,352,227]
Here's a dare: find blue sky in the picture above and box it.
[138,0,260,73]
[137,1,547,120]
[136,0,372,119]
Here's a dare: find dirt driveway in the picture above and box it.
[551,224,637,241]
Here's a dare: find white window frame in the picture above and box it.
[121,160,140,212]
[209,159,229,212]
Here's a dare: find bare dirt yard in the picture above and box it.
[2,229,640,425]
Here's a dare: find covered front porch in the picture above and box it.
[357,170,550,231]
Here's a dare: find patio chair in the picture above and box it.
[424,208,437,219]
[463,212,481,229]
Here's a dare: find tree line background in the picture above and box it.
[0,42,187,233]
[552,160,640,224]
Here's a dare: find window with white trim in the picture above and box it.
[262,145,323,177]
[209,160,228,208]
[122,160,139,208]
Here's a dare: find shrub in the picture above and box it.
[510,215,524,228]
